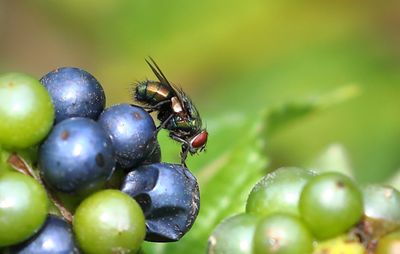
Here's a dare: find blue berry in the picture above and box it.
[121,163,200,242]
[40,67,105,124]
[98,104,157,169]
[39,117,115,193]
[5,215,80,254]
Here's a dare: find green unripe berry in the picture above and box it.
[375,230,400,254]
[299,172,363,240]
[0,73,54,149]
[246,167,316,217]
[0,172,49,246]
[73,189,146,254]
[207,213,260,254]
[253,213,313,254]
[362,184,400,239]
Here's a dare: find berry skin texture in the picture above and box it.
[363,184,400,222]
[73,190,145,254]
[5,215,80,254]
[39,117,115,193]
[0,172,49,247]
[299,172,363,240]
[98,104,157,169]
[360,184,400,239]
[246,167,316,217]
[0,72,54,149]
[121,163,200,242]
[40,67,105,124]
[207,213,260,254]
[253,213,313,254]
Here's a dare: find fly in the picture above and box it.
[134,58,208,166]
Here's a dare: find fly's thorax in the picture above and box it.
[181,95,200,117]
[167,115,192,132]
[135,80,174,105]
[167,115,202,134]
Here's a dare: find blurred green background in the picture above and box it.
[2,1,400,253]
[1,1,400,185]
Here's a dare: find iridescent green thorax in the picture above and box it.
[167,114,202,137]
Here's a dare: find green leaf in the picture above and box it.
[265,85,360,136]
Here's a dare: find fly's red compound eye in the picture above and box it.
[191,130,208,149]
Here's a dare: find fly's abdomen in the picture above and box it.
[135,81,174,105]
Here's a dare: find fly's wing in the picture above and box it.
[171,83,202,124]
[146,57,187,111]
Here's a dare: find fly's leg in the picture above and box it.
[170,134,190,147]
[180,147,189,167]
[180,150,193,179]
[156,113,174,134]
[170,134,192,178]
[147,100,171,112]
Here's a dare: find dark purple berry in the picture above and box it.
[5,215,80,254]
[121,163,200,242]
[98,104,157,169]
[39,117,115,193]
[40,67,105,124]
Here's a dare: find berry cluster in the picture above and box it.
[0,67,200,254]
[208,167,400,254]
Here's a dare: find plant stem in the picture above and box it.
[7,153,73,223]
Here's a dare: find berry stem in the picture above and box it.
[7,153,73,223]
